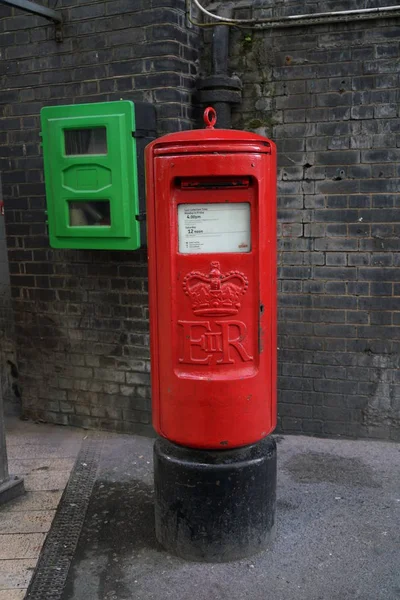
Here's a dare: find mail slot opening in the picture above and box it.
[178,177,250,190]
[64,127,107,156]
[69,201,111,226]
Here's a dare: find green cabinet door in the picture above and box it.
[41,101,141,250]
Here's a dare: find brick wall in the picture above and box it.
[0,0,199,434]
[1,0,400,440]
[202,0,400,440]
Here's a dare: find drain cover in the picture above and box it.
[25,433,103,600]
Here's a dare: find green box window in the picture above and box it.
[64,127,108,156]
[40,101,156,250]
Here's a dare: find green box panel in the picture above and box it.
[40,101,141,250]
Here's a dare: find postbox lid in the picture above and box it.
[151,128,273,156]
[150,107,275,156]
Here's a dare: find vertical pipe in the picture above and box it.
[211,6,232,76]
[197,2,242,129]
[0,176,24,504]
[211,2,234,129]
[0,172,8,485]
[0,378,24,505]
[0,384,9,484]
[212,102,232,129]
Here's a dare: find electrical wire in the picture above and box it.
[187,0,239,28]
[189,0,400,29]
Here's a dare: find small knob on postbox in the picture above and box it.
[203,107,217,129]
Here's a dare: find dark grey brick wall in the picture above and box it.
[0,0,200,434]
[2,0,400,441]
[202,0,400,440]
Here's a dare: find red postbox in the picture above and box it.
[146,109,277,450]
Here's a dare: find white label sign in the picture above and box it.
[178,203,251,254]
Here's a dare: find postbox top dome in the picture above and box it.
[149,127,275,156]
[153,127,273,143]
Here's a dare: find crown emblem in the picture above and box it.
[183,261,248,317]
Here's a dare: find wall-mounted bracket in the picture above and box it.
[0,0,63,41]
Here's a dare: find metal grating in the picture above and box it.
[25,434,103,600]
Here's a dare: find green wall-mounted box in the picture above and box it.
[40,101,156,250]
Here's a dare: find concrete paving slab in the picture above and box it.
[56,433,400,600]
[0,490,63,513]
[5,419,84,443]
[24,471,71,492]
[0,589,26,599]
[8,458,76,475]
[0,510,55,533]
[7,444,81,460]
[0,559,36,589]
[0,533,45,559]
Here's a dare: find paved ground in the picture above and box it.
[2,420,399,600]
[0,418,83,599]
[56,432,400,600]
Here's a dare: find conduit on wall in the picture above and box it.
[190,0,400,28]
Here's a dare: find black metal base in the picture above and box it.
[0,475,25,506]
[154,436,277,562]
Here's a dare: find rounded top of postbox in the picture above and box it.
[149,128,275,156]
[147,107,275,157]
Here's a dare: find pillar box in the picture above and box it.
[146,108,277,562]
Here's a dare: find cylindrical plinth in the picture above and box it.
[154,436,277,562]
